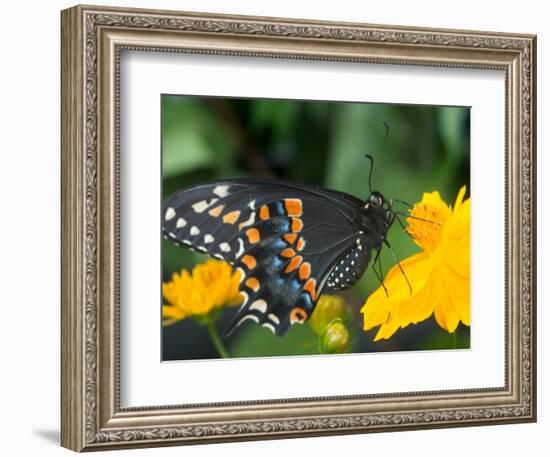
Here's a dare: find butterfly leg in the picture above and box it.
[393,214,416,240]
[394,211,442,226]
[371,248,389,297]
[384,207,412,294]
[393,198,414,208]
[383,239,412,295]
[390,200,435,238]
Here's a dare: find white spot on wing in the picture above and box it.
[192,198,218,213]
[213,185,230,198]
[176,218,187,228]
[165,207,176,221]
[248,199,256,210]
[262,322,276,334]
[239,212,256,229]
[213,253,224,260]
[236,314,259,328]
[238,291,249,311]
[204,234,214,244]
[249,299,267,314]
[190,226,200,236]
[235,238,245,259]
[220,242,231,252]
[268,313,280,325]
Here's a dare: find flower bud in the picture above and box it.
[319,319,351,354]
[309,294,349,336]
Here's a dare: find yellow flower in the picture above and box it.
[361,186,470,341]
[162,260,243,326]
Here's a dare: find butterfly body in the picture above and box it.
[163,178,391,336]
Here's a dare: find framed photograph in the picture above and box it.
[61,4,537,452]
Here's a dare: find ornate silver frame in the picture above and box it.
[61,4,537,452]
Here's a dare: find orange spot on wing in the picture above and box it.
[259,205,270,220]
[298,262,311,280]
[241,255,257,270]
[284,255,303,273]
[223,210,241,224]
[208,205,225,217]
[284,233,297,244]
[245,277,260,292]
[290,307,308,324]
[284,199,303,217]
[246,228,260,244]
[296,237,306,251]
[291,218,303,233]
[304,278,317,301]
[281,248,295,258]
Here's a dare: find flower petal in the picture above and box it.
[440,265,470,326]
[454,185,467,210]
[362,253,433,339]
[162,304,188,326]
[396,271,440,327]
[374,319,400,341]
[432,268,461,333]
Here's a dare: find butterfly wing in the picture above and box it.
[163,178,367,336]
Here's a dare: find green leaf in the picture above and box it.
[228,323,318,358]
[161,96,237,177]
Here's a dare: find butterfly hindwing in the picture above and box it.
[163,178,367,336]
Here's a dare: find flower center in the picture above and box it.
[406,191,451,254]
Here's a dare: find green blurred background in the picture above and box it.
[161,94,470,361]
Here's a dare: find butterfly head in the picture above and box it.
[366,191,384,209]
[364,191,392,223]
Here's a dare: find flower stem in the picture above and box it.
[206,321,230,358]
[450,331,457,349]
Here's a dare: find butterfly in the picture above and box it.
[162,156,412,337]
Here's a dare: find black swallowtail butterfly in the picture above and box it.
[162,156,411,337]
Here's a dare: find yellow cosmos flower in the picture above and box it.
[361,186,470,341]
[162,260,243,326]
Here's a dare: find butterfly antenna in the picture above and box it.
[365,154,374,193]
[364,123,389,195]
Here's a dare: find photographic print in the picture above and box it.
[61,6,536,450]
[161,95,471,361]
